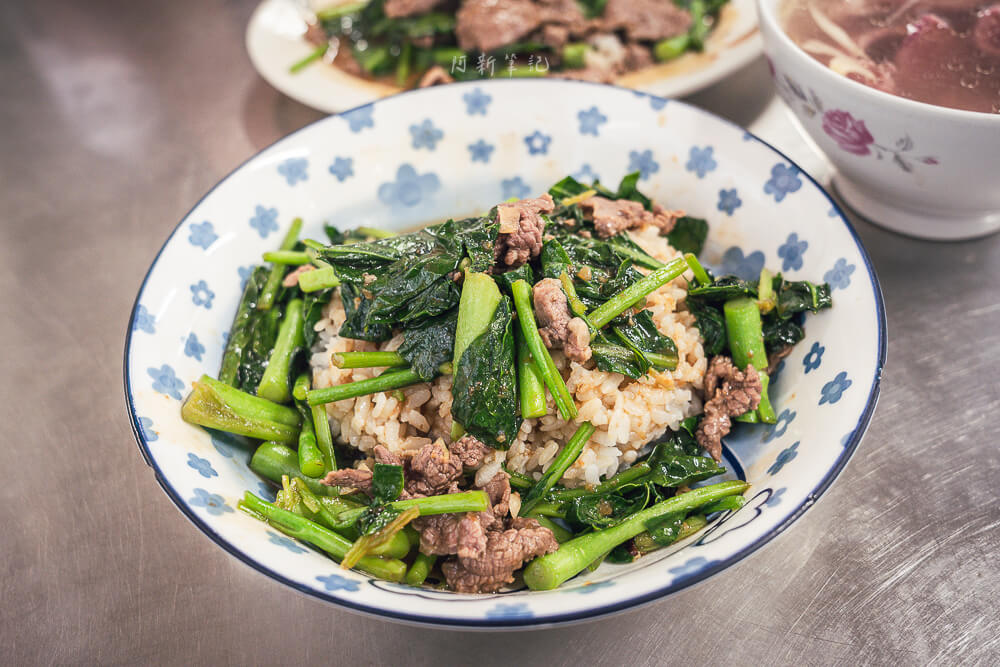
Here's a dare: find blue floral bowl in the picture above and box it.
[125,79,885,628]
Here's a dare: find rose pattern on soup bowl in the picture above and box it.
[757,0,1000,240]
[125,79,885,627]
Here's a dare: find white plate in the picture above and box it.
[126,79,884,627]
[246,0,763,113]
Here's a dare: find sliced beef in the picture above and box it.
[532,278,592,363]
[414,512,464,555]
[478,471,511,531]
[373,444,403,466]
[493,194,554,269]
[282,264,315,288]
[601,0,692,42]
[624,42,654,71]
[450,434,490,468]
[541,23,571,49]
[441,518,559,593]
[417,65,455,87]
[406,439,464,497]
[455,0,543,53]
[384,0,446,19]
[580,196,681,238]
[697,356,762,461]
[321,467,373,493]
[413,470,511,555]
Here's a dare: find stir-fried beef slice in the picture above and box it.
[623,42,654,71]
[493,194,554,269]
[406,439,464,497]
[450,434,490,468]
[456,513,488,560]
[540,22,571,48]
[601,0,692,42]
[321,467,373,493]
[383,0,447,19]
[580,196,681,238]
[478,471,511,531]
[414,512,464,555]
[455,0,543,53]
[442,518,559,593]
[417,65,455,87]
[372,444,403,466]
[532,278,592,363]
[697,356,762,461]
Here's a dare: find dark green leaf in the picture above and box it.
[687,298,727,356]
[547,175,592,202]
[566,489,649,530]
[687,275,756,302]
[337,282,392,342]
[302,288,333,350]
[762,314,804,353]
[645,511,686,546]
[647,455,726,488]
[372,463,404,504]
[450,297,522,448]
[665,216,709,256]
[357,504,402,536]
[614,171,652,210]
[776,279,833,319]
[398,309,458,381]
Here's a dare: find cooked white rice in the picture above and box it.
[310,225,706,488]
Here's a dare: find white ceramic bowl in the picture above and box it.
[246,0,763,112]
[757,0,1000,240]
[125,79,885,628]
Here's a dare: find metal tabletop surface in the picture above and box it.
[3,1,998,664]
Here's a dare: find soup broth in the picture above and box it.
[781,0,1000,113]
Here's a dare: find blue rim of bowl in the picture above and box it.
[123,78,887,629]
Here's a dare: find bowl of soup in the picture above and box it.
[757,0,1000,240]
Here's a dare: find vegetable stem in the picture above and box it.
[405,553,437,586]
[297,267,340,292]
[511,279,578,421]
[257,299,305,404]
[520,422,595,516]
[562,42,590,68]
[263,250,311,265]
[523,481,749,590]
[219,266,266,385]
[306,365,449,406]
[239,492,406,581]
[259,218,303,311]
[356,226,398,239]
[516,330,548,419]
[587,257,688,329]
[250,442,330,496]
[292,374,325,477]
[289,43,328,74]
[182,377,300,443]
[547,462,652,501]
[532,515,573,543]
[328,490,490,530]
[723,297,775,423]
[654,34,690,61]
[332,350,408,369]
[684,253,711,286]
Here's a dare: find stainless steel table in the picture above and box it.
[3,1,998,664]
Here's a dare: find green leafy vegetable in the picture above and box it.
[665,216,709,256]
[398,309,458,381]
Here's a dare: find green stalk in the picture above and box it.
[327,490,490,530]
[431,47,465,67]
[182,378,300,444]
[517,330,548,419]
[195,375,300,425]
[259,218,303,311]
[504,467,536,490]
[250,442,330,496]
[562,42,590,69]
[332,350,407,369]
[523,500,567,518]
[307,367,430,406]
[558,272,591,321]
[724,297,775,423]
[405,553,437,586]
[290,42,328,74]
[239,493,406,582]
[757,267,775,313]
[298,267,340,292]
[257,298,305,404]
[587,257,688,329]
[511,280,577,421]
[519,422,595,516]
[311,403,337,472]
[315,1,369,21]
[547,462,652,501]
[292,374,325,477]
[684,253,711,286]
[263,250,311,265]
[396,41,412,86]
[532,515,573,543]
[654,34,690,61]
[523,481,749,590]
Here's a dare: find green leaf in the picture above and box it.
[450,297,522,448]
[687,275,757,302]
[687,298,727,356]
[398,309,458,381]
[645,511,686,546]
[357,504,402,536]
[665,216,709,256]
[614,171,652,210]
[372,463,404,504]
